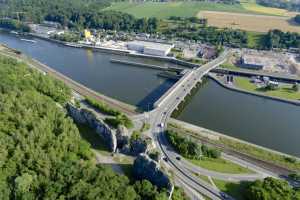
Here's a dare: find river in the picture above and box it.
[1,32,300,157]
[175,79,300,157]
[0,32,176,110]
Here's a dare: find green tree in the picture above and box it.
[245,177,300,200]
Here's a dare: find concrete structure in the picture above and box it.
[240,54,265,70]
[127,40,174,56]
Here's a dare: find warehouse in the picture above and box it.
[240,55,267,70]
[127,40,174,56]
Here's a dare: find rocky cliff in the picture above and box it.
[133,154,173,191]
[67,103,117,152]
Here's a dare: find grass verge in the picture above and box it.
[188,157,253,174]
[168,122,300,171]
[212,179,249,200]
[234,77,300,100]
[194,173,211,184]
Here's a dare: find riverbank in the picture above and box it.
[169,118,300,174]
[209,73,300,106]
[8,29,200,69]
[2,32,295,170]
[0,44,138,115]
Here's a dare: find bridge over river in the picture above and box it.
[143,50,238,200]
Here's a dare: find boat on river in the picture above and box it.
[20,38,37,43]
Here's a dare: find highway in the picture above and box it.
[148,51,233,200]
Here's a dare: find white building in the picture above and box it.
[127,40,174,56]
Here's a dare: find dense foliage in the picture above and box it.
[0,0,110,24]
[164,26,248,48]
[0,18,30,32]
[257,0,300,12]
[85,97,133,128]
[51,33,81,42]
[295,15,300,25]
[0,55,186,200]
[85,97,121,116]
[0,0,158,32]
[166,130,202,159]
[166,130,221,159]
[264,29,300,49]
[0,56,71,104]
[245,177,300,200]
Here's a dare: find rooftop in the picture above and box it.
[127,40,174,51]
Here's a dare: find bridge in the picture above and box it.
[146,50,233,200]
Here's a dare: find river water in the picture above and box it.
[1,32,300,157]
[0,32,176,110]
[175,79,300,157]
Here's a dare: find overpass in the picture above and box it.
[154,50,230,109]
[147,50,233,200]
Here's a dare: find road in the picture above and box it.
[147,51,233,200]
[146,50,283,199]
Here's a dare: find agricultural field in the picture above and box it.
[200,11,300,33]
[240,0,296,17]
[105,1,256,19]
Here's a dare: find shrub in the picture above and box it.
[85,97,121,116]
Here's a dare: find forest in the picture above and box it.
[257,0,300,12]
[1,0,300,50]
[0,0,158,33]
[264,29,300,49]
[0,55,189,200]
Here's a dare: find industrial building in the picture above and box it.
[240,55,267,70]
[127,40,174,56]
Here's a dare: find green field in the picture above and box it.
[105,2,253,19]
[234,77,300,100]
[213,179,248,200]
[188,157,254,174]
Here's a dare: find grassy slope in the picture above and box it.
[213,179,248,200]
[105,2,251,19]
[188,157,253,174]
[234,77,300,100]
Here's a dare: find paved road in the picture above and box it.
[148,51,233,200]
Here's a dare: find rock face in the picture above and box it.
[130,138,148,156]
[67,103,117,152]
[133,154,173,191]
[116,125,129,149]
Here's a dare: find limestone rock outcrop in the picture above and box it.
[67,103,117,152]
[116,125,129,148]
[133,154,173,191]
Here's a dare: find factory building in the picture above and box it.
[127,40,174,56]
[240,55,266,70]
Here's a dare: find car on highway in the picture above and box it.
[158,123,164,128]
[220,192,230,199]
[176,156,181,161]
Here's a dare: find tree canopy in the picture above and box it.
[0,55,188,200]
[0,0,158,33]
[245,177,300,200]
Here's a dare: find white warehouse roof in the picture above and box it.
[127,40,174,53]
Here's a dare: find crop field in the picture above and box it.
[200,11,300,33]
[240,1,294,16]
[105,2,255,19]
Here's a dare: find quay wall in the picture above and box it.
[208,73,300,106]
[213,68,300,84]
